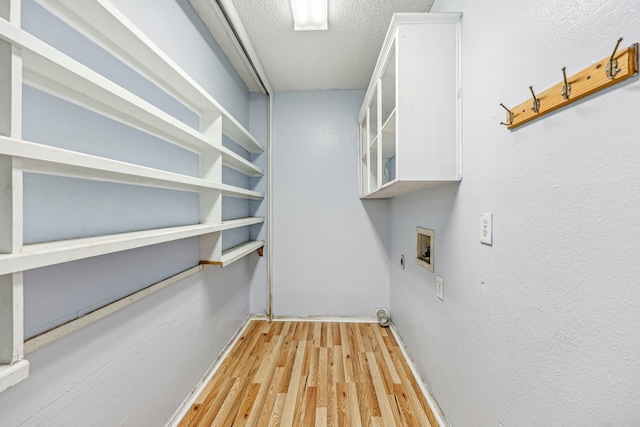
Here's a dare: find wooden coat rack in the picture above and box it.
[501,38,639,129]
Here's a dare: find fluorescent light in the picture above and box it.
[290,0,328,31]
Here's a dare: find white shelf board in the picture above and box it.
[35,0,264,154]
[214,183,263,200]
[0,218,264,275]
[0,20,264,175]
[214,240,265,268]
[381,110,396,135]
[0,136,264,199]
[221,148,263,177]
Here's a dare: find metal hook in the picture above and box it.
[499,103,514,125]
[561,67,571,100]
[529,86,540,113]
[606,37,623,79]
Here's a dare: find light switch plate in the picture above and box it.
[480,213,493,245]
[436,275,444,301]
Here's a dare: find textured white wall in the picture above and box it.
[0,263,250,426]
[390,0,640,425]
[272,90,390,317]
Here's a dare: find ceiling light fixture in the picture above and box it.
[290,0,328,31]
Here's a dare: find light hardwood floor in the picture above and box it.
[178,320,438,427]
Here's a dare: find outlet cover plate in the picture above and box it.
[436,275,444,301]
[480,213,493,245]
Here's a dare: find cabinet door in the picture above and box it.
[396,20,461,181]
[367,83,380,193]
[380,40,397,186]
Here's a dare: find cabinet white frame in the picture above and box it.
[358,13,462,199]
[0,0,265,392]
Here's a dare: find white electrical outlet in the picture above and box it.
[436,275,444,301]
[480,213,493,245]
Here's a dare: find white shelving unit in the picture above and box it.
[0,0,265,392]
[358,13,462,199]
[35,0,263,154]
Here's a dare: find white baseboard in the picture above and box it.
[261,314,378,323]
[389,322,450,427]
[165,315,253,427]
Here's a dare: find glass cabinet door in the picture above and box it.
[367,84,380,192]
[380,41,397,186]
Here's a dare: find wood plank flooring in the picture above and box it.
[179,320,438,427]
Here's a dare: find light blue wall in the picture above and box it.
[23,174,199,245]
[272,90,390,317]
[0,0,264,424]
[390,0,640,425]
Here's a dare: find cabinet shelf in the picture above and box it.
[381,109,396,133]
[381,111,396,161]
[35,0,264,154]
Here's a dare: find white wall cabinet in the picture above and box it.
[358,13,462,199]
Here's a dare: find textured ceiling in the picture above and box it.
[191,0,434,92]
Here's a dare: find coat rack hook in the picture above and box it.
[529,86,540,113]
[561,67,571,99]
[606,37,623,79]
[499,103,514,125]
